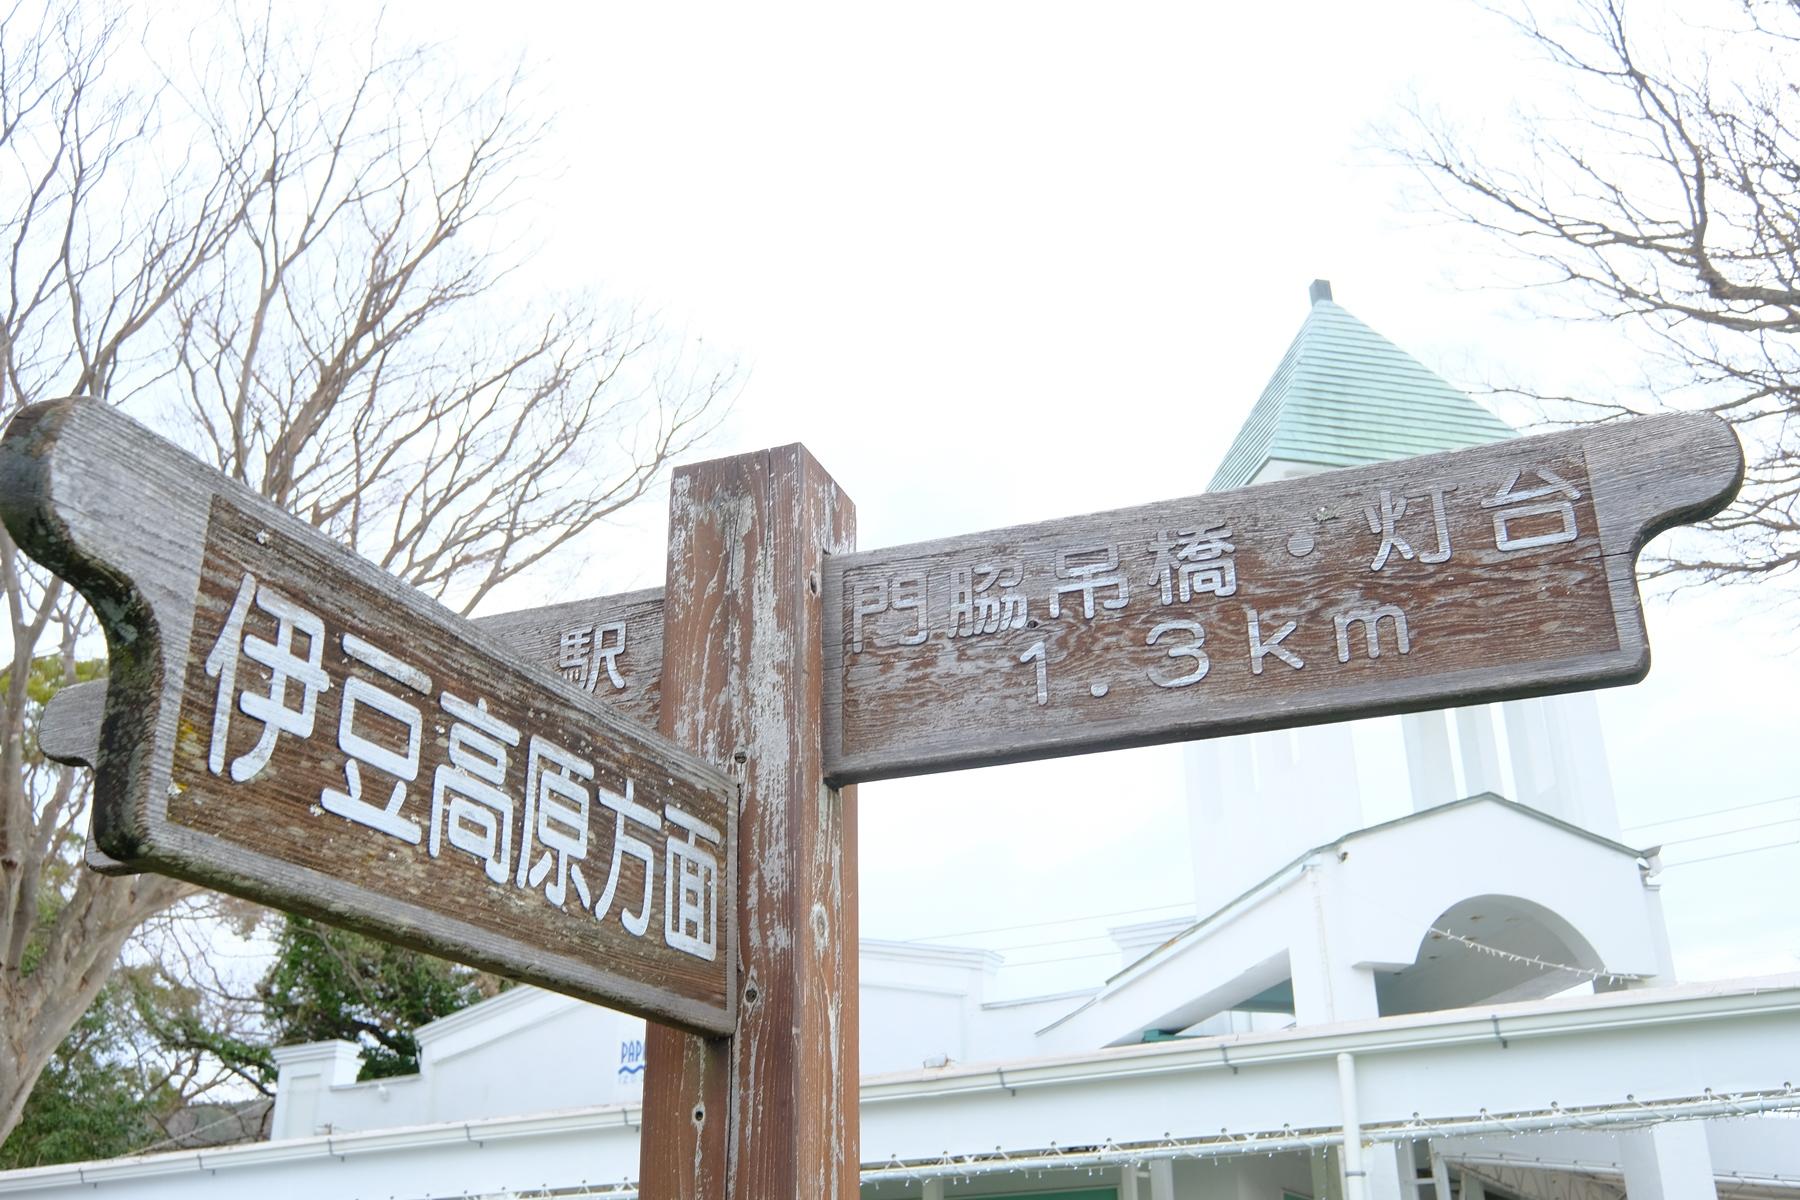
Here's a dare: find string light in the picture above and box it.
[1419,923,1647,985]
[904,914,1640,977]
[854,1085,1800,1188]
[1458,1150,1800,1190]
[909,875,1676,979]
[1327,868,1650,984]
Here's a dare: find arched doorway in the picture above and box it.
[1378,894,1608,1016]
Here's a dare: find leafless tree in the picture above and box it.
[1390,0,1800,587]
[0,0,727,1142]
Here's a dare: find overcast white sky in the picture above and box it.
[378,0,1799,992]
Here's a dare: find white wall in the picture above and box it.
[860,941,1001,1074]
[1187,722,1363,917]
[272,988,646,1138]
[1186,692,1627,926]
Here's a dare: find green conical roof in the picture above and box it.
[1208,284,1514,492]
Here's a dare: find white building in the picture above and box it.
[3,283,1796,1200]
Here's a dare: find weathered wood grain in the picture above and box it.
[45,594,668,876]
[641,446,859,1199]
[476,588,665,729]
[36,677,141,878]
[0,398,736,1036]
[38,677,104,767]
[823,413,1743,782]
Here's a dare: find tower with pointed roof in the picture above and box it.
[1210,280,1515,492]
[1187,283,1631,917]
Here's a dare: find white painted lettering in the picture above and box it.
[1019,639,1049,705]
[1246,607,1304,674]
[428,693,521,885]
[949,564,1028,637]
[559,621,628,692]
[892,572,928,646]
[1333,605,1412,662]
[850,572,927,651]
[1050,545,1129,619]
[1146,620,1210,688]
[203,572,331,782]
[1483,466,1581,552]
[321,633,431,844]
[594,779,661,938]
[1363,485,1455,571]
[1148,525,1237,603]
[518,736,595,909]
[664,806,722,961]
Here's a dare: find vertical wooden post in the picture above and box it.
[641,445,859,1199]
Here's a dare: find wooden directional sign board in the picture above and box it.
[823,413,1742,781]
[39,414,1746,792]
[0,399,736,1036]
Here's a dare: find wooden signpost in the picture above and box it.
[0,400,736,1036]
[1,395,1743,1200]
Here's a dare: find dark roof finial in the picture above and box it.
[1309,279,1334,305]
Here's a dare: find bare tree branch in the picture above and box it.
[0,0,727,1144]
[1387,0,1800,591]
